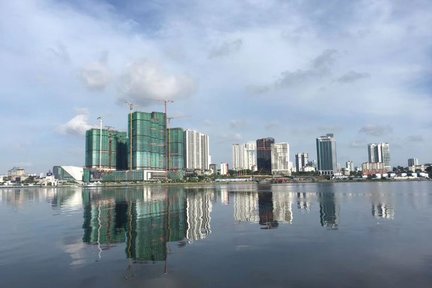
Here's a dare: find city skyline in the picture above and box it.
[1,0,432,173]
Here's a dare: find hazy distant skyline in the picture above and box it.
[1,0,431,173]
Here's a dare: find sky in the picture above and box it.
[1,0,432,174]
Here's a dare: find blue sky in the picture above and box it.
[1,0,432,173]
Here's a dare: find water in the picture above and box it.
[1,182,432,287]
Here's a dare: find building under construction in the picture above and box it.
[129,111,166,170]
[85,128,128,171]
[84,110,210,182]
[168,127,185,170]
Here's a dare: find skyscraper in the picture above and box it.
[129,111,166,170]
[295,153,309,172]
[316,133,337,175]
[408,158,419,167]
[232,142,257,171]
[367,143,391,171]
[85,128,128,170]
[271,143,290,175]
[256,137,274,174]
[167,128,185,170]
[185,129,210,170]
[232,144,244,171]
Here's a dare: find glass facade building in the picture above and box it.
[256,137,274,174]
[316,133,337,175]
[168,128,185,170]
[129,111,166,170]
[85,129,128,170]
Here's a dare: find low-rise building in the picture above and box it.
[8,167,27,182]
[53,166,84,183]
[362,162,387,176]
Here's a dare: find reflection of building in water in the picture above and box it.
[128,190,187,262]
[371,192,394,220]
[372,204,394,219]
[272,191,293,224]
[82,199,128,246]
[258,192,278,228]
[318,192,339,229]
[186,190,213,241]
[296,192,313,211]
[219,186,229,205]
[82,188,187,262]
[233,192,259,222]
[1,188,58,208]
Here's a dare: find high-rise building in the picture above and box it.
[256,137,274,174]
[128,111,166,170]
[295,153,309,172]
[167,128,185,170]
[85,128,128,170]
[346,161,354,172]
[367,143,391,171]
[316,133,337,175]
[185,130,210,170]
[271,143,290,175]
[232,142,257,171]
[220,163,229,175]
[232,144,243,171]
[408,158,419,167]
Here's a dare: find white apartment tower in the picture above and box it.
[368,143,390,171]
[232,142,257,171]
[295,153,309,172]
[185,129,210,170]
[271,143,290,175]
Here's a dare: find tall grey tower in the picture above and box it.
[316,133,337,175]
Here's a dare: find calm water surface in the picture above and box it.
[1,182,432,288]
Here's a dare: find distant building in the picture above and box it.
[129,111,166,170]
[271,143,290,175]
[209,164,217,174]
[232,142,257,171]
[256,137,274,174]
[408,158,419,167]
[316,133,337,175]
[85,128,128,171]
[8,167,26,182]
[368,143,391,171]
[167,128,185,170]
[362,162,386,176]
[220,163,229,176]
[185,129,210,170]
[295,153,309,172]
[346,161,354,172]
[53,166,84,183]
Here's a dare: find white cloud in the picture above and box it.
[79,61,111,91]
[120,60,196,105]
[337,71,370,83]
[359,125,393,137]
[57,110,93,136]
[1,0,432,171]
[208,39,243,58]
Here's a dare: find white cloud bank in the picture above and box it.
[57,110,93,136]
[120,60,196,105]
